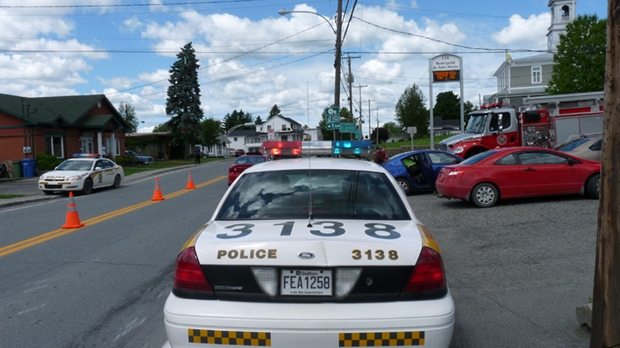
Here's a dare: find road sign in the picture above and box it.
[325,107,340,130]
[340,122,357,133]
[354,130,363,140]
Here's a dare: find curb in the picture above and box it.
[0,163,220,208]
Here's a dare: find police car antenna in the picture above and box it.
[307,156,313,227]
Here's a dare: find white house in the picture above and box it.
[227,116,323,154]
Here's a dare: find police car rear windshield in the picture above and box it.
[217,170,410,220]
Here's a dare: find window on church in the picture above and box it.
[561,5,570,18]
[532,66,542,84]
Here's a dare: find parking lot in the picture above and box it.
[408,192,596,347]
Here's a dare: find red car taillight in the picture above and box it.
[173,247,212,293]
[446,169,465,178]
[404,247,446,293]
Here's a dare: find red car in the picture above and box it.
[228,154,269,185]
[435,147,600,208]
[235,149,245,157]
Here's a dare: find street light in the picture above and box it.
[279,3,343,140]
[225,122,255,157]
[278,9,336,34]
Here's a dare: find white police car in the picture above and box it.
[163,158,455,348]
[38,154,124,195]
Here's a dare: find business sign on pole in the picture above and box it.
[325,106,340,130]
[428,54,465,150]
[430,55,461,83]
[354,130,363,140]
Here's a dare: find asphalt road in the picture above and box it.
[0,160,597,347]
[409,192,596,347]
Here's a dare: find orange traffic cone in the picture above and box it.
[62,192,84,229]
[186,170,196,190]
[151,177,165,201]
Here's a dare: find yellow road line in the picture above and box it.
[0,175,227,258]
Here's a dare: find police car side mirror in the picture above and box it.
[95,166,102,170]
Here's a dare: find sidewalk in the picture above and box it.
[0,165,197,208]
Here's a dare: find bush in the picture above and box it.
[36,153,63,170]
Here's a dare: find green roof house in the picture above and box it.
[0,93,131,168]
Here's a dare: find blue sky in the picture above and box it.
[0,0,608,136]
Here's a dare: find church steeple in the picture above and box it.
[547,0,576,52]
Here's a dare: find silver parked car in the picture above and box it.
[556,135,602,161]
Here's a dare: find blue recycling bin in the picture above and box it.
[21,158,36,178]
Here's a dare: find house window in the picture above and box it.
[532,66,542,84]
[234,137,238,142]
[267,125,272,130]
[46,136,64,158]
[104,138,122,157]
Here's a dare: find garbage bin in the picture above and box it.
[12,160,22,178]
[21,158,36,178]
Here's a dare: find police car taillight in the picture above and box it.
[173,247,212,293]
[403,247,446,293]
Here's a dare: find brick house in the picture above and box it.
[0,93,131,166]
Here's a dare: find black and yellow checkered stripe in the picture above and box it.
[188,329,271,346]
[339,331,425,346]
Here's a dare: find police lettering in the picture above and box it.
[217,249,277,259]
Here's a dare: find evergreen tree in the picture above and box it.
[223,110,253,131]
[546,14,606,94]
[118,101,139,133]
[267,105,282,120]
[395,84,429,137]
[255,116,264,125]
[166,42,204,159]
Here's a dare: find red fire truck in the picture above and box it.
[438,92,604,158]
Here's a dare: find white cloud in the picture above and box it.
[121,17,143,32]
[138,126,156,133]
[491,13,550,49]
[98,76,136,89]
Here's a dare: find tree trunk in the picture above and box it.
[590,2,620,347]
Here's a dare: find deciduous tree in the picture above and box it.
[395,84,429,137]
[546,14,606,94]
[433,91,460,120]
[118,101,139,133]
[166,42,204,159]
[199,118,222,148]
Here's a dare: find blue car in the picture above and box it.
[383,150,463,195]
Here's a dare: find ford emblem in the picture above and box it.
[298,252,315,259]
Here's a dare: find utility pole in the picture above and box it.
[352,84,367,140]
[333,0,343,141]
[376,109,379,145]
[367,99,374,140]
[346,55,361,120]
[590,0,620,345]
